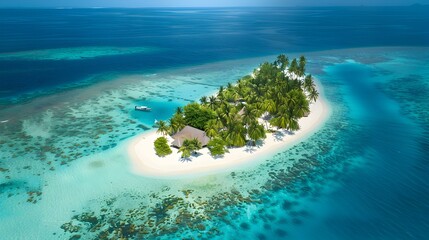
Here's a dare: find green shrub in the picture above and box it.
[183,102,217,130]
[207,138,229,157]
[154,137,172,157]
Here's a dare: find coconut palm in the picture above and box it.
[298,55,306,76]
[189,138,202,154]
[275,54,289,71]
[286,108,301,131]
[178,138,202,158]
[225,127,246,147]
[224,117,246,147]
[219,86,224,94]
[308,88,319,103]
[284,90,299,107]
[247,121,266,146]
[289,58,298,74]
[176,107,183,115]
[156,120,169,136]
[218,103,236,126]
[242,106,258,126]
[292,91,310,118]
[207,138,229,156]
[303,75,315,93]
[260,99,276,115]
[205,118,223,138]
[208,96,217,110]
[224,91,239,103]
[269,111,290,130]
[273,101,302,131]
[200,96,208,105]
[169,113,186,134]
[178,140,192,159]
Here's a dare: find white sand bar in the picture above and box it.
[128,84,331,178]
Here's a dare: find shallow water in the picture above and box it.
[1,47,428,239]
[1,7,429,240]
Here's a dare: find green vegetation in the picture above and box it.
[168,112,186,135]
[155,120,169,136]
[178,138,202,159]
[162,54,318,157]
[154,137,172,157]
[183,103,217,130]
[207,138,229,157]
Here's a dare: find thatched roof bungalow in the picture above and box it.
[171,126,210,148]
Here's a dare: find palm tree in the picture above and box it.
[286,108,300,131]
[205,118,223,137]
[298,55,306,76]
[284,90,299,107]
[219,86,224,94]
[224,91,238,103]
[189,138,202,154]
[224,117,246,147]
[208,96,217,110]
[176,107,183,115]
[200,96,208,105]
[242,106,258,126]
[289,58,298,74]
[275,54,289,70]
[261,99,276,115]
[308,88,319,103]
[218,103,236,126]
[303,75,315,93]
[225,129,246,147]
[247,121,266,146]
[269,111,290,130]
[156,120,169,136]
[292,91,310,118]
[178,138,202,158]
[207,138,229,156]
[270,101,302,131]
[169,113,186,134]
[236,81,248,99]
[178,140,192,159]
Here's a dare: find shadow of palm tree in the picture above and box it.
[245,145,256,153]
[274,131,285,141]
[179,157,192,163]
[245,139,265,153]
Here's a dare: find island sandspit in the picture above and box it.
[128,83,330,178]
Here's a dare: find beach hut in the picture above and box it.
[171,126,210,148]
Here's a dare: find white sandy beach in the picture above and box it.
[128,84,330,178]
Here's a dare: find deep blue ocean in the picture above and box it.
[1,7,428,102]
[0,7,429,240]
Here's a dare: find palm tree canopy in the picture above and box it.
[248,121,266,143]
[156,120,169,136]
[309,88,319,103]
[200,96,208,105]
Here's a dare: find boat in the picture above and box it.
[135,106,151,112]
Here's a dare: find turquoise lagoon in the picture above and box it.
[1,47,428,239]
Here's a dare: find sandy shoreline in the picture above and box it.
[128,83,331,178]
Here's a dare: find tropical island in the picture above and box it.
[129,54,330,177]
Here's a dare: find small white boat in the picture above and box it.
[135,106,151,112]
